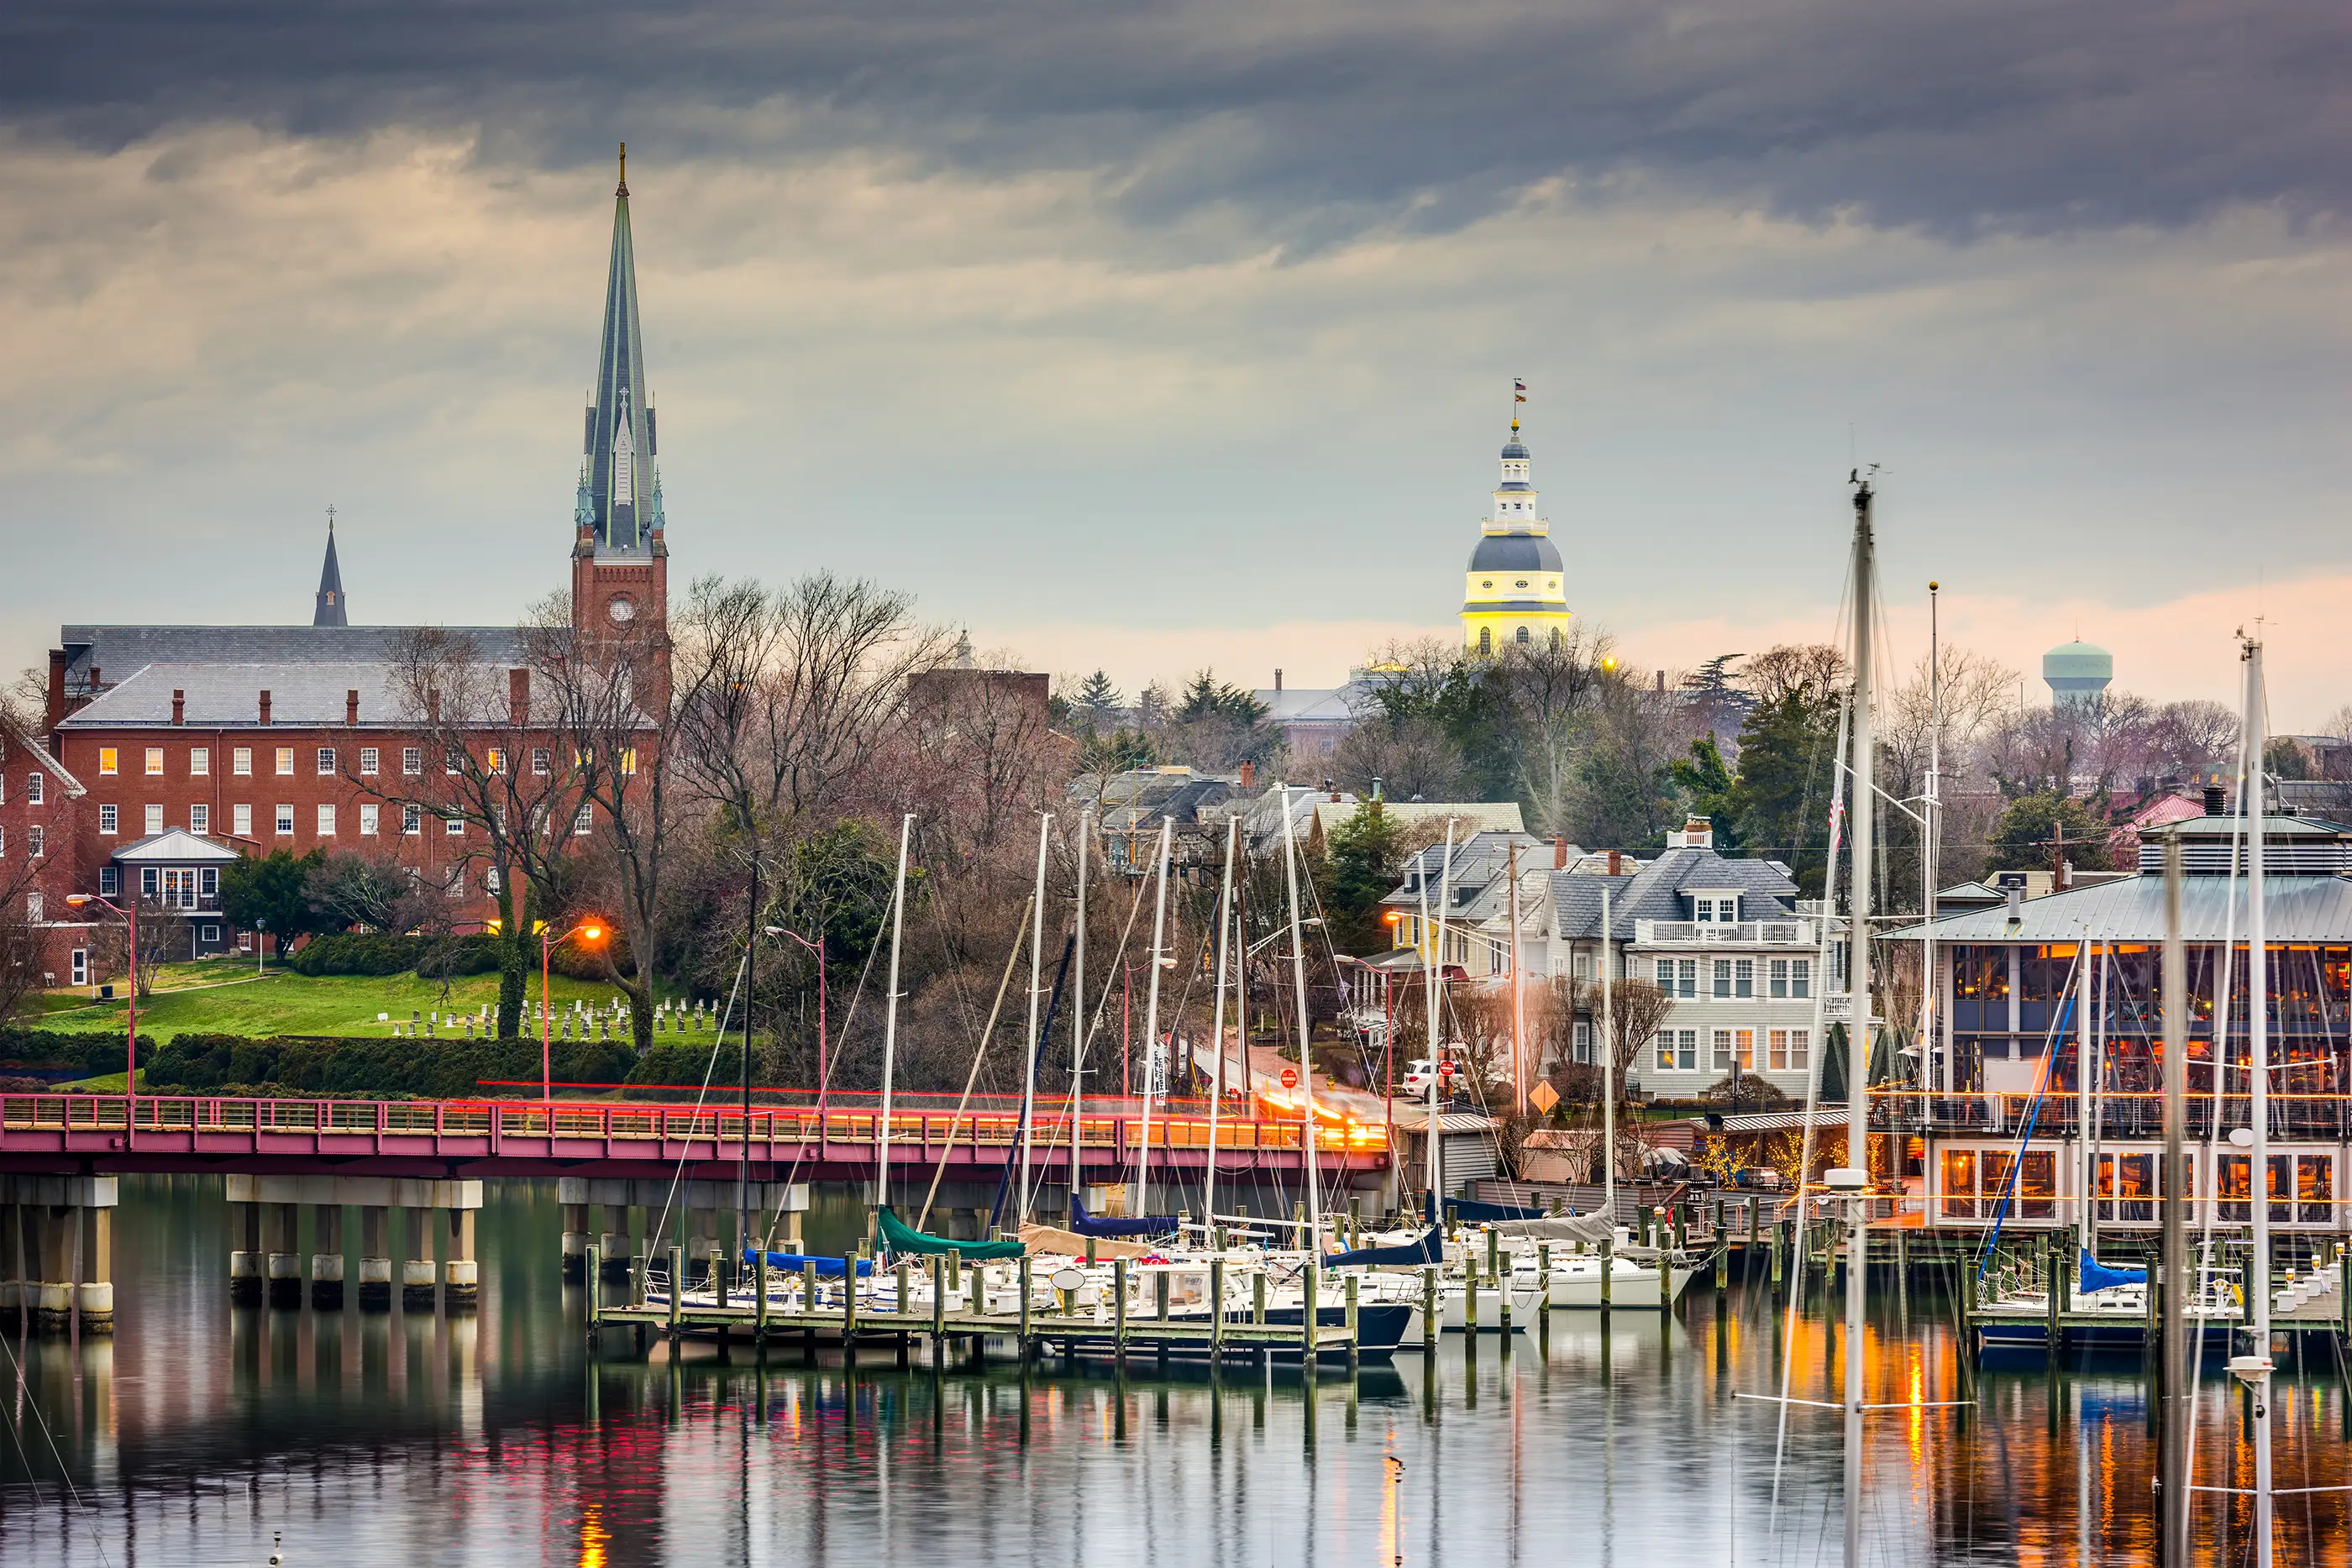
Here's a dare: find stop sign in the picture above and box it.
[1279,1067,1299,1089]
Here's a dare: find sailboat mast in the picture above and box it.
[875,812,915,1218]
[2159,836,2189,1568]
[1601,884,1614,1221]
[1205,817,1238,1228]
[1509,840,1526,1110]
[1137,816,1174,1220]
[1281,783,1321,1241]
[2078,941,2097,1256]
[1018,813,1052,1225]
[1842,475,1878,1568]
[1071,809,1089,1208]
[1924,580,1941,1092]
[1420,862,1441,1216]
[2243,632,2274,1565]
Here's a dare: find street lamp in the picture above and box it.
[765,926,827,1135]
[541,919,607,1104]
[66,892,138,1143]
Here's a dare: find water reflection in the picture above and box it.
[0,1177,2348,1564]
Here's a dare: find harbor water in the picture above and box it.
[3,1177,2349,1565]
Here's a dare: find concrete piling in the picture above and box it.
[360,1205,392,1309]
[403,1206,437,1309]
[0,1178,115,1336]
[267,1202,302,1308]
[312,1204,345,1309]
[230,1198,263,1303]
[446,1207,479,1310]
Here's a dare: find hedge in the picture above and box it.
[146,1033,638,1099]
[0,1029,156,1076]
[288,933,504,978]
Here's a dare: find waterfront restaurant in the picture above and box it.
[1883,810,2352,1240]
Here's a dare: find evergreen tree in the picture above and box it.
[220,848,329,955]
[1987,793,2115,872]
[1725,690,1842,892]
[1315,805,1408,953]
[1668,734,1741,847]
[1073,669,1124,732]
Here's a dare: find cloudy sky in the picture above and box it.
[3,1,2347,723]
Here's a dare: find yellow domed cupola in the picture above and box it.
[1460,382,1572,657]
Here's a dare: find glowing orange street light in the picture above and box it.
[542,918,610,1105]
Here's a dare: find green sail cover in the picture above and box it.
[877,1206,1026,1260]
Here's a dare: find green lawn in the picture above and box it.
[22,964,651,1042]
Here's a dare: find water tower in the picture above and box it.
[2042,639,2113,709]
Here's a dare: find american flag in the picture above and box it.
[1513,378,1527,402]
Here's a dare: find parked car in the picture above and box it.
[1400,1058,1437,1097]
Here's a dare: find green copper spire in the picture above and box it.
[583,144,659,553]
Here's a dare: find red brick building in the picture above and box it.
[27,157,671,986]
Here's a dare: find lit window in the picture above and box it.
[232,804,253,837]
[233,747,253,776]
[360,804,379,836]
[145,747,164,775]
[98,747,118,775]
[99,804,118,835]
[191,804,209,834]
[317,804,337,836]
[316,747,336,776]
[191,747,209,776]
[402,747,423,776]
[144,804,164,836]
[1769,1028,1810,1072]
[618,747,637,775]
[486,747,505,774]
[275,804,295,836]
[402,804,422,836]
[359,747,379,776]
[275,747,294,776]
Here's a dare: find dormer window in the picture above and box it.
[1693,894,1737,922]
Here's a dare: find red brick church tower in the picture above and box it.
[571,145,669,666]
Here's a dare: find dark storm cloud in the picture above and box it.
[4,0,2346,242]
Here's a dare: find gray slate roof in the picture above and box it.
[1890,873,2352,945]
[58,625,528,696]
[1550,847,1799,939]
[60,663,422,729]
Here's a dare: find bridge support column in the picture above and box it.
[78,1204,113,1335]
[562,1204,589,1280]
[229,1198,263,1303]
[266,1203,302,1308]
[445,1208,479,1310]
[402,1207,436,1310]
[0,1199,16,1322]
[596,1204,630,1281]
[0,1179,113,1337]
[359,1206,392,1310]
[312,1205,345,1309]
[689,1206,717,1285]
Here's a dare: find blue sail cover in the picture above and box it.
[1322,1228,1445,1269]
[1449,1196,1548,1223]
[1069,1194,1178,1238]
[743,1251,874,1277]
[2078,1251,2147,1293]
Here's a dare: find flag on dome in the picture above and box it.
[1513,378,1527,402]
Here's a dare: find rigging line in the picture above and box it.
[0,1319,116,1568]
[655,946,750,1256]
[1043,852,1152,1175]
[916,894,1032,1232]
[761,863,897,1230]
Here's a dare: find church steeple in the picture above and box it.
[312,508,349,627]
[581,142,662,554]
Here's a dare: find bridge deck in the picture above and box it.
[0,1093,1389,1179]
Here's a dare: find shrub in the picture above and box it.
[145,1033,637,1099]
[288,933,502,978]
[0,1030,155,1076]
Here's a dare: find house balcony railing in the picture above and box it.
[1634,919,1814,947]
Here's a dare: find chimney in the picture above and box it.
[1656,669,1666,693]
[1371,776,1383,802]
[171,689,186,726]
[2056,858,2073,892]
[89,665,101,690]
[1237,761,1255,789]
[345,688,360,726]
[1274,669,1284,693]
[45,651,65,732]
[257,689,272,726]
[426,688,441,725]
[508,667,530,728]
[1607,849,1622,876]
[2202,784,2226,817]
[2006,881,2025,922]
[1553,836,1567,870]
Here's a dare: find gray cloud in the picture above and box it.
[7,1,2348,244]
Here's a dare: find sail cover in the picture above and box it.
[878,1205,1026,1260]
[1449,1196,1550,1222]
[1492,1213,1615,1246]
[742,1251,873,1277]
[2078,1250,2147,1293]
[1321,1228,1445,1269]
[1069,1194,1179,1238]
